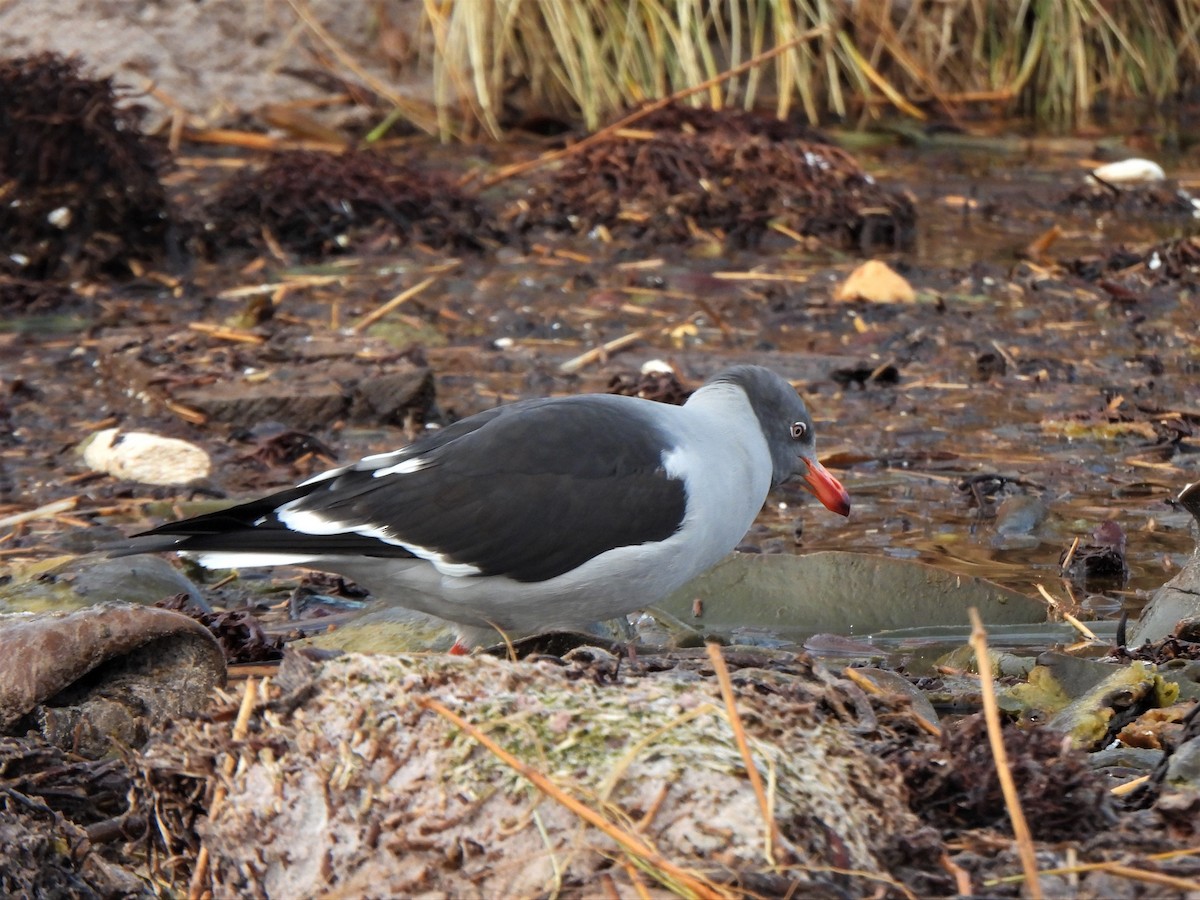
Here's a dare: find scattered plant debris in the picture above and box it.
[160,593,284,664]
[0,735,147,897]
[1058,179,1197,216]
[1061,520,1130,588]
[0,53,175,279]
[957,473,1035,513]
[295,571,371,601]
[897,713,1113,839]
[606,368,689,404]
[0,277,89,315]
[234,426,339,470]
[1121,624,1200,664]
[1070,234,1200,287]
[512,102,916,250]
[831,360,901,388]
[203,150,496,257]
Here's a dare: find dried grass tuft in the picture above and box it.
[400,0,1200,137]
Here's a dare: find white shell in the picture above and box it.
[47,207,72,229]
[1090,158,1166,184]
[640,358,675,375]
[83,428,211,486]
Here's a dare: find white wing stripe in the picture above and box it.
[274,497,482,578]
[185,551,320,567]
[371,455,431,477]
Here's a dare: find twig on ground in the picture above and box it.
[968,608,1043,900]
[351,275,440,333]
[416,695,729,899]
[986,846,1200,890]
[188,676,262,900]
[707,643,778,865]
[559,328,653,374]
[0,497,79,530]
[841,667,942,737]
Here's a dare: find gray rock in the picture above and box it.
[0,602,225,756]
[1130,483,1200,644]
[1166,735,1200,789]
[0,554,206,615]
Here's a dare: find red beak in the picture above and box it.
[802,458,851,516]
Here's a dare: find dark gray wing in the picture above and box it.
[121,396,688,583]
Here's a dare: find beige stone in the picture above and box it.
[834,260,916,303]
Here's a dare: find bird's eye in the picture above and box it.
[790,421,807,440]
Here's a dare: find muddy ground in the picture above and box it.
[2,53,1200,898]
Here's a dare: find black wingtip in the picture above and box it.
[104,535,189,558]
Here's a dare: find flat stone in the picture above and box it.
[96,329,433,429]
